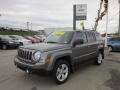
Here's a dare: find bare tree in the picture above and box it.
[94,0,108,31]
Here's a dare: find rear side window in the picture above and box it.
[86,32,96,42]
[110,38,120,41]
[95,32,102,41]
[75,31,87,43]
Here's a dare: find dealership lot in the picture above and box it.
[0,50,120,90]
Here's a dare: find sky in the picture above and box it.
[0,0,119,34]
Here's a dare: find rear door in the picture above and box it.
[85,31,98,59]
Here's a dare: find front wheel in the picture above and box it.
[52,60,70,84]
[95,52,103,65]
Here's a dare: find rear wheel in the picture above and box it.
[95,52,103,65]
[52,60,70,84]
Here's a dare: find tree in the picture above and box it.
[94,0,108,31]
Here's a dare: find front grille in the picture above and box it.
[18,49,34,64]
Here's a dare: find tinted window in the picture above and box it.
[86,32,96,42]
[75,32,87,43]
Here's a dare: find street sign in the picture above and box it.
[76,4,87,20]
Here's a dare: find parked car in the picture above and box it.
[14,30,104,84]
[107,37,120,51]
[32,35,42,42]
[0,35,20,49]
[37,35,46,41]
[9,35,32,46]
[24,36,40,44]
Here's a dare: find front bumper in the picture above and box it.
[14,57,51,74]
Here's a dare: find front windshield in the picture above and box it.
[0,35,12,40]
[9,35,25,40]
[46,31,74,44]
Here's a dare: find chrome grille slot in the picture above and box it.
[18,49,33,64]
[26,51,28,59]
[24,51,26,59]
[29,52,32,60]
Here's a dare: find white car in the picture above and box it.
[9,35,32,46]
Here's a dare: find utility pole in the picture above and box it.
[31,22,32,30]
[26,22,29,31]
[118,0,120,36]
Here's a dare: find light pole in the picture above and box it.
[118,0,120,35]
[31,22,32,30]
[27,22,29,31]
[105,2,108,47]
[0,14,2,28]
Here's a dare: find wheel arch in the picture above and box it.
[53,55,73,73]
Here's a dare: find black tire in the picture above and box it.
[52,60,70,84]
[2,45,7,50]
[95,52,103,65]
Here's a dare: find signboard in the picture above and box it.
[73,4,87,30]
[75,4,87,20]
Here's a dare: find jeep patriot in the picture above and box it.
[14,30,104,84]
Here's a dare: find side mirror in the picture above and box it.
[73,39,84,47]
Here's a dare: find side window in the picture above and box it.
[75,32,87,43]
[86,32,96,42]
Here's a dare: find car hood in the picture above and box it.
[21,43,70,52]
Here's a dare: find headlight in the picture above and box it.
[33,51,41,61]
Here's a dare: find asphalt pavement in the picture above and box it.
[0,49,120,90]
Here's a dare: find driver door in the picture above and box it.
[72,31,89,63]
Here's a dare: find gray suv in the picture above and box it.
[14,30,104,84]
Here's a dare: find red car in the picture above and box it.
[24,36,40,43]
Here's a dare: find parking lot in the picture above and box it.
[0,50,120,90]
